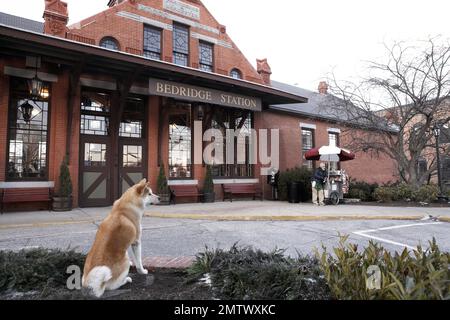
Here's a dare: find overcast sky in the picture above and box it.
[1,0,449,91]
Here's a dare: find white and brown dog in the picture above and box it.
[82,179,160,297]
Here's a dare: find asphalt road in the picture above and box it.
[0,218,448,257]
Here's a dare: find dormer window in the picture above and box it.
[99,37,119,51]
[230,68,242,79]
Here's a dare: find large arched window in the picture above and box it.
[230,68,242,79]
[99,37,120,51]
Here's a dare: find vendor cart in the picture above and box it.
[304,146,355,205]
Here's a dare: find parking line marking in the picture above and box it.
[352,222,444,250]
[355,222,443,234]
[353,231,416,250]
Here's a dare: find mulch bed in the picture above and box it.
[0,269,213,300]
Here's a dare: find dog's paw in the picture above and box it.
[126,277,132,284]
[138,268,148,275]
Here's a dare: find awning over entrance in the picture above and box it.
[0,24,308,107]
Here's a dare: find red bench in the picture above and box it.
[222,184,262,202]
[170,185,203,204]
[1,188,53,214]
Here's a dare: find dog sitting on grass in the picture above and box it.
[82,179,160,297]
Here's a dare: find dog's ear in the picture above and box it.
[136,179,147,195]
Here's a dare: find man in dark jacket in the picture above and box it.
[311,162,327,205]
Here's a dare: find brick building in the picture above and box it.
[0,0,398,209]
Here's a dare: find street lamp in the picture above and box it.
[432,122,449,203]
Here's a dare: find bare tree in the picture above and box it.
[325,38,450,188]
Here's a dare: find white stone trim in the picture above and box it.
[328,128,341,134]
[191,32,233,49]
[116,11,173,31]
[163,0,200,20]
[137,4,219,35]
[300,123,316,130]
[0,181,55,189]
[4,66,58,82]
[213,179,259,185]
[168,180,199,186]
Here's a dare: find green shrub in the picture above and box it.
[316,236,449,300]
[413,184,439,203]
[188,244,331,300]
[0,248,85,292]
[203,166,214,194]
[157,164,169,195]
[395,183,415,201]
[374,184,440,203]
[346,180,379,201]
[373,186,397,202]
[278,167,313,202]
[58,156,72,197]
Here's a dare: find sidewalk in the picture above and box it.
[0,201,449,229]
[145,201,450,222]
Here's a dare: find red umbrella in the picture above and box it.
[304,145,355,162]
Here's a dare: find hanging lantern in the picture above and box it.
[20,101,34,123]
[28,56,45,100]
[29,74,44,100]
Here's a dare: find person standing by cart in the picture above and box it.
[311,162,327,206]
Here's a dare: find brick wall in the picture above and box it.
[262,110,399,184]
[65,0,263,83]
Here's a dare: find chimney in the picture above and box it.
[43,0,68,38]
[318,81,329,95]
[256,58,272,86]
[108,0,131,7]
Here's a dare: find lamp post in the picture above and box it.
[432,123,449,203]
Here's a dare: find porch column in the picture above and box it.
[148,96,160,191]
[0,58,9,182]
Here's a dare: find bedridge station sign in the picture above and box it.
[149,78,262,112]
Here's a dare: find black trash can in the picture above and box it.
[298,182,308,202]
[288,182,300,203]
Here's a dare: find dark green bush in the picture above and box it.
[157,164,169,194]
[346,180,379,201]
[0,248,85,292]
[278,167,313,202]
[203,166,214,194]
[58,156,72,197]
[188,244,331,300]
[317,236,449,300]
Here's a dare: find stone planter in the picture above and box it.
[158,193,171,205]
[203,192,215,203]
[52,196,72,212]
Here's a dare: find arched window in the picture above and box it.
[99,37,120,51]
[230,68,242,79]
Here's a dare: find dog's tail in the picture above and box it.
[82,266,112,298]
